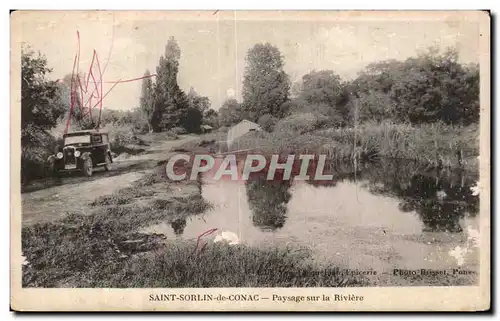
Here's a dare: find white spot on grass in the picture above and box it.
[448,226,480,266]
[214,231,240,245]
[466,226,479,248]
[449,246,467,266]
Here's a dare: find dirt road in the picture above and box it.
[21,135,199,225]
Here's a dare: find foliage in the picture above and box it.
[218,98,244,127]
[257,113,278,132]
[203,109,219,129]
[315,122,479,168]
[273,113,329,135]
[139,70,154,132]
[232,120,478,169]
[102,123,139,152]
[347,90,395,124]
[59,73,88,128]
[152,37,188,132]
[176,87,211,133]
[187,87,211,115]
[21,45,67,183]
[348,47,479,125]
[180,107,203,134]
[296,70,349,120]
[21,46,66,132]
[242,43,291,121]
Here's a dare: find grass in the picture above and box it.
[22,165,211,287]
[22,161,361,288]
[92,242,362,288]
[90,187,156,206]
[315,122,479,169]
[230,118,479,171]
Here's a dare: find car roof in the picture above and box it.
[64,130,108,137]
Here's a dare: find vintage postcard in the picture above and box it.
[10,10,490,311]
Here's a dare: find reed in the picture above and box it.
[232,120,479,170]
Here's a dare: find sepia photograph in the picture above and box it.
[10,10,490,311]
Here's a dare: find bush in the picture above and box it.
[21,126,60,184]
[273,113,328,135]
[257,114,278,132]
[103,124,138,150]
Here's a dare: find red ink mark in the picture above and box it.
[64,31,156,135]
[193,228,218,254]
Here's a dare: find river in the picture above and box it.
[143,158,480,285]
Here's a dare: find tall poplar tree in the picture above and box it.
[152,37,188,131]
[139,69,154,132]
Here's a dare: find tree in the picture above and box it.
[459,63,480,125]
[139,69,154,132]
[187,87,210,114]
[297,70,347,108]
[389,47,479,124]
[348,47,479,125]
[152,37,188,131]
[59,73,100,130]
[349,90,395,124]
[257,113,278,132]
[21,45,66,183]
[218,98,243,127]
[203,109,219,128]
[293,70,350,125]
[59,74,82,120]
[21,47,66,133]
[242,43,290,121]
[180,107,203,133]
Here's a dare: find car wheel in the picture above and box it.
[104,153,112,171]
[83,158,93,177]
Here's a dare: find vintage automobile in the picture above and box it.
[48,130,113,177]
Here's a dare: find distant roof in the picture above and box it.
[201,125,213,129]
[236,119,260,127]
[64,129,108,136]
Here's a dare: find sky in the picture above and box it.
[15,11,481,111]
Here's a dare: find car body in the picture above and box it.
[48,130,113,177]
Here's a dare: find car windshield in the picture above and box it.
[64,135,91,146]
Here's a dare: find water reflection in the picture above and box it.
[357,159,479,233]
[141,157,479,273]
[170,157,479,235]
[246,175,292,231]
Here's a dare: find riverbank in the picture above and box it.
[230,120,479,172]
[21,161,361,288]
